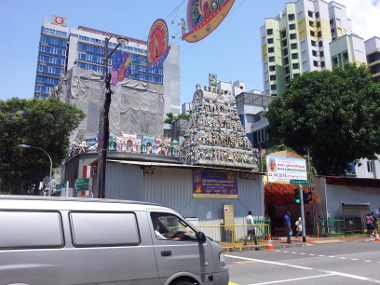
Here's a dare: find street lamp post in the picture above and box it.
[97,36,129,198]
[18,144,52,196]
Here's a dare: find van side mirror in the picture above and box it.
[197,232,207,243]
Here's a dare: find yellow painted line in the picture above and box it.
[234,260,258,264]
[229,282,239,285]
[312,239,343,244]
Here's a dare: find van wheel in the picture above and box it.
[172,278,197,285]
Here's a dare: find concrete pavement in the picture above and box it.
[225,235,378,252]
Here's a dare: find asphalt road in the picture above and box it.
[225,240,380,285]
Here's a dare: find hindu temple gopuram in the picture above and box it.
[179,84,259,171]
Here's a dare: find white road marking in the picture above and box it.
[226,254,380,284]
[248,274,334,285]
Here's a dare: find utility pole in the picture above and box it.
[299,184,307,242]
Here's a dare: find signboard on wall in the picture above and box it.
[266,156,307,184]
[193,170,238,199]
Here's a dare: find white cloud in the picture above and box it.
[332,0,380,40]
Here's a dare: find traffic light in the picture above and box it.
[303,190,312,204]
[294,188,301,204]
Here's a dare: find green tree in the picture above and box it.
[0,97,85,194]
[164,112,190,123]
[164,112,175,123]
[265,64,380,176]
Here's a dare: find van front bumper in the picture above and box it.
[212,270,229,285]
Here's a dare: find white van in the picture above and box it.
[0,196,228,285]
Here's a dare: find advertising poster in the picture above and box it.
[193,170,238,199]
[266,156,307,184]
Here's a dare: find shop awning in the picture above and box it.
[264,183,317,206]
[341,202,370,212]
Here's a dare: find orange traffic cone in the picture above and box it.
[267,234,274,250]
[374,230,380,242]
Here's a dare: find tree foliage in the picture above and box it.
[0,97,85,194]
[265,64,380,176]
[164,112,190,123]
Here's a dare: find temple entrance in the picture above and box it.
[264,183,315,237]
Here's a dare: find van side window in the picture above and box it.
[70,212,140,247]
[151,212,197,241]
[0,210,64,249]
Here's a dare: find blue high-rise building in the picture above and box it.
[34,15,181,115]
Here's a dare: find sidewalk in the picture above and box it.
[225,235,374,252]
[270,235,372,248]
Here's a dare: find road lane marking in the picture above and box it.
[248,274,334,284]
[226,254,380,284]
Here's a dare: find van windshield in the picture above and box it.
[151,212,197,241]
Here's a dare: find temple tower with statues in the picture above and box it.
[179,84,259,170]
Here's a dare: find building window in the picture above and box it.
[281,30,287,38]
[290,33,297,40]
[332,57,338,66]
[330,19,334,24]
[267,29,273,35]
[289,24,296,30]
[318,41,323,47]
[311,40,316,47]
[282,39,287,47]
[285,76,290,83]
[316,21,320,28]
[367,161,373,173]
[288,14,295,20]
[285,67,290,74]
[292,53,298,59]
[293,63,299,69]
[320,51,324,57]
[313,60,318,67]
[315,12,319,18]
[308,11,313,18]
[321,61,325,67]
[293,73,300,78]
[268,47,274,53]
[343,52,349,63]
[269,56,275,62]
[309,21,314,27]
[317,31,322,37]
[291,43,297,49]
[267,38,274,44]
[312,50,317,57]
[270,75,276,81]
[269,66,275,71]
[270,84,277,90]
[284,58,289,65]
[310,31,315,37]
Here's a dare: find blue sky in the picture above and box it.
[0,0,379,105]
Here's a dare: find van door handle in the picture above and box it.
[161,251,172,256]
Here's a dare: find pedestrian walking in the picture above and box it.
[365,212,374,237]
[244,211,258,246]
[295,217,302,238]
[284,211,292,244]
[371,212,378,233]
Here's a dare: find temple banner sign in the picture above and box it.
[266,156,307,184]
[193,170,238,199]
